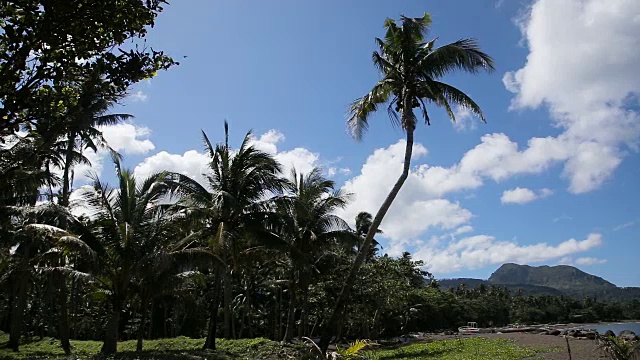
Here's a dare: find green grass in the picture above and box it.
[365,337,544,360]
[0,332,310,360]
[0,333,553,360]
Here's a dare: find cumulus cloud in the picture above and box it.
[501,187,553,204]
[248,130,320,176]
[414,233,603,274]
[100,123,155,154]
[134,150,211,186]
[453,226,474,236]
[575,257,608,266]
[276,148,320,177]
[502,0,640,193]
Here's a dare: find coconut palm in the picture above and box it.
[58,74,133,207]
[272,168,353,342]
[80,155,212,354]
[353,212,383,260]
[0,203,93,353]
[319,13,494,352]
[167,122,285,349]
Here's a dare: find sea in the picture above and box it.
[578,322,640,334]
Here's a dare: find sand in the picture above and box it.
[483,333,602,360]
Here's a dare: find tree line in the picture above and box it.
[1,1,498,356]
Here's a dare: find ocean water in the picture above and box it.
[579,322,640,335]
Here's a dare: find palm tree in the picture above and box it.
[319,14,494,352]
[353,211,383,259]
[80,155,208,355]
[58,74,133,208]
[273,168,353,342]
[0,203,93,353]
[167,122,285,349]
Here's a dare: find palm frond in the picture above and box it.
[419,38,495,78]
[431,81,486,122]
[347,81,392,140]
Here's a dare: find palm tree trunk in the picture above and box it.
[318,125,415,353]
[223,267,232,339]
[58,276,71,355]
[9,272,29,352]
[247,292,254,338]
[60,135,76,207]
[203,270,222,350]
[101,305,120,354]
[283,270,297,342]
[148,299,154,339]
[298,282,309,338]
[136,299,148,352]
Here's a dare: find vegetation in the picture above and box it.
[596,334,640,360]
[0,332,310,359]
[0,0,176,137]
[366,338,541,360]
[7,2,631,360]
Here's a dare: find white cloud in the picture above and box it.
[72,149,105,182]
[613,221,635,231]
[558,257,574,265]
[501,187,553,204]
[501,187,537,204]
[275,148,320,177]
[249,129,285,155]
[575,257,608,266]
[453,226,474,236]
[327,167,351,178]
[69,185,96,218]
[134,150,210,187]
[248,130,320,176]
[502,0,640,193]
[452,106,477,132]
[100,123,155,154]
[129,90,148,102]
[414,233,603,274]
[539,188,553,198]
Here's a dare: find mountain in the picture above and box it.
[489,263,616,291]
[439,263,640,300]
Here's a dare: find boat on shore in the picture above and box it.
[458,322,480,334]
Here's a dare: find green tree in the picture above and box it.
[319,13,493,352]
[0,0,176,137]
[274,168,353,342]
[167,122,285,349]
[0,203,92,352]
[58,74,133,208]
[80,156,200,354]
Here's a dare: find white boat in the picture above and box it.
[458,322,480,334]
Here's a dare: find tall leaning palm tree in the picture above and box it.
[319,14,494,352]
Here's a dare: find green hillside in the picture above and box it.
[439,263,640,300]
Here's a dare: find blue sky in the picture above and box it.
[81,0,640,286]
